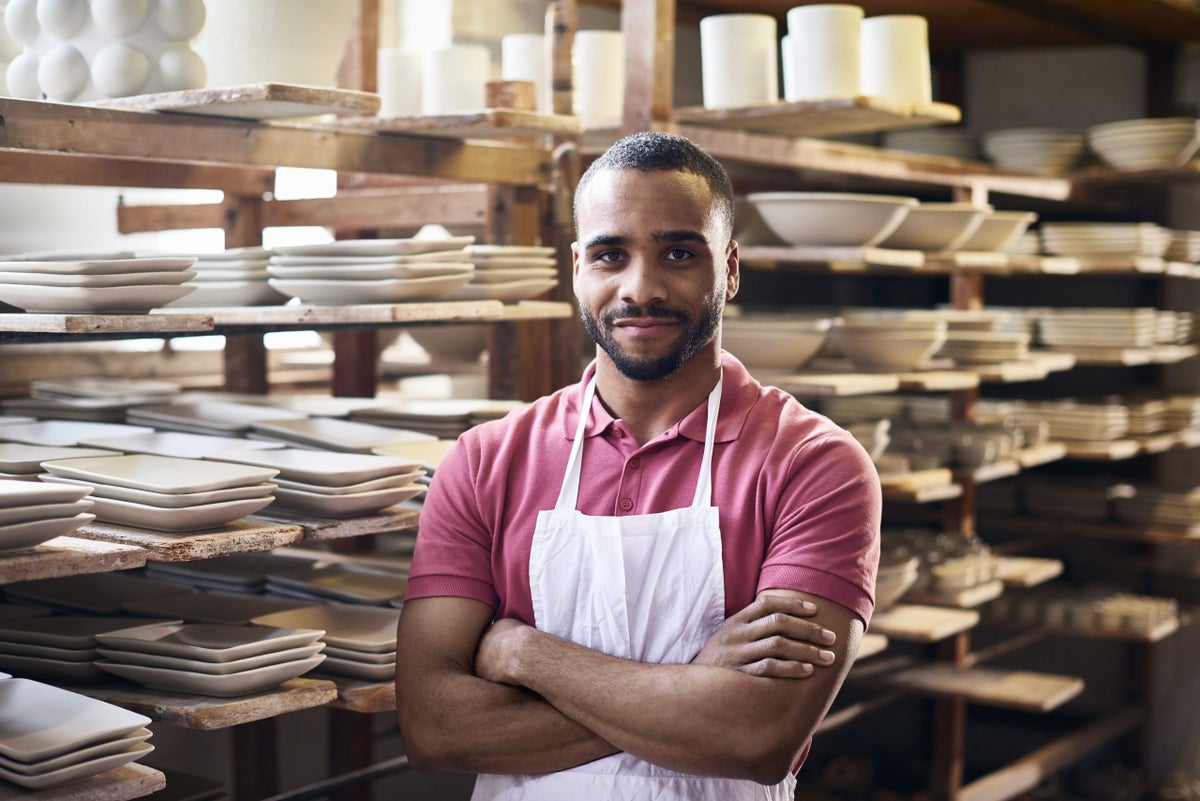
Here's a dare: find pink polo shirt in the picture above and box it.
[408,352,881,626]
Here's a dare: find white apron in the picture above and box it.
[472,374,797,801]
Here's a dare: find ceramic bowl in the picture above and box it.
[957,210,1039,252]
[830,320,948,370]
[875,554,920,610]
[877,202,992,252]
[721,316,832,371]
[744,192,918,248]
[982,128,1086,174]
[405,324,488,363]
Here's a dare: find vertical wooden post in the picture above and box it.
[621,0,675,134]
[232,718,278,801]
[222,193,269,395]
[548,0,578,118]
[931,633,971,801]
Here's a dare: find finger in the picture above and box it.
[744,636,837,667]
[754,593,819,618]
[745,613,837,648]
[737,658,817,680]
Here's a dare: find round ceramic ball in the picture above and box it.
[91,0,150,37]
[37,41,87,100]
[0,17,23,62]
[157,43,204,90]
[36,0,88,39]
[5,0,41,46]
[92,40,150,97]
[6,50,42,98]
[153,0,205,40]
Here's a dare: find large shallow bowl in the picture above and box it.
[957,210,1038,252]
[875,555,920,611]
[745,192,918,248]
[878,203,992,252]
[405,324,488,363]
[831,321,948,370]
[721,316,832,371]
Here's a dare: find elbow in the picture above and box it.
[398,723,461,773]
[743,749,798,787]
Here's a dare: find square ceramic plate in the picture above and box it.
[0,677,152,761]
[0,422,157,448]
[3,573,192,615]
[272,484,423,517]
[127,400,307,432]
[0,283,195,313]
[163,281,288,309]
[315,655,396,682]
[445,278,558,303]
[96,654,325,697]
[249,417,436,453]
[270,236,475,257]
[273,470,424,495]
[251,603,401,653]
[0,513,96,552]
[0,444,121,473]
[41,454,279,493]
[121,590,317,626]
[0,616,178,649]
[0,639,96,662]
[95,622,325,662]
[0,741,154,789]
[0,500,93,527]
[266,564,407,605]
[267,273,473,305]
[97,642,325,675]
[88,494,275,532]
[78,432,284,460]
[0,728,150,774]
[41,473,276,509]
[0,478,93,505]
[0,270,195,288]
[208,448,423,487]
[323,644,396,665]
[0,257,195,275]
[265,262,474,281]
[0,652,107,681]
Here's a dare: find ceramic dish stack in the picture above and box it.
[140,551,320,594]
[957,210,1039,253]
[266,236,477,305]
[93,621,326,698]
[1165,229,1200,263]
[208,449,426,518]
[246,417,437,455]
[1033,307,1162,349]
[2,572,192,614]
[125,399,308,437]
[1166,395,1200,430]
[0,479,96,553]
[0,252,198,313]
[936,330,1031,364]
[1111,483,1200,529]
[251,603,403,683]
[981,128,1086,175]
[1008,400,1130,442]
[0,443,118,482]
[1125,399,1168,436]
[1086,117,1200,170]
[0,678,154,789]
[3,377,182,423]
[829,313,948,371]
[350,398,527,439]
[720,314,833,372]
[80,431,284,460]
[0,420,154,448]
[880,128,980,161]
[167,246,287,308]
[38,454,278,533]
[1039,222,1171,258]
[0,615,168,683]
[264,563,407,606]
[442,244,560,303]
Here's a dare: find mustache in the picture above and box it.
[602,303,689,326]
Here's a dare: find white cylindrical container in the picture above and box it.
[573,29,623,128]
[501,32,547,112]
[377,47,421,117]
[699,13,777,109]
[421,43,489,115]
[860,13,931,104]
[783,4,862,101]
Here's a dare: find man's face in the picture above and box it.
[571,168,739,381]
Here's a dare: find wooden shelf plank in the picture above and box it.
[672,96,961,138]
[969,352,1077,383]
[1044,344,1199,366]
[494,300,576,320]
[169,300,507,329]
[71,519,304,562]
[334,109,582,139]
[90,83,381,120]
[883,663,1084,712]
[1015,442,1068,468]
[897,370,981,392]
[870,603,980,643]
[856,632,889,662]
[924,251,1011,273]
[0,536,147,585]
[80,678,338,730]
[956,459,1022,485]
[738,244,925,272]
[759,371,901,396]
[0,764,166,801]
[251,508,419,542]
[325,677,396,714]
[979,515,1200,545]
[0,313,213,336]
[996,557,1064,588]
[906,580,1005,609]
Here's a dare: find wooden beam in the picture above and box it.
[621,0,675,132]
[548,0,578,117]
[0,151,275,193]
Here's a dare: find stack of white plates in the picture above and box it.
[266,236,476,305]
[1164,229,1200,263]
[126,400,308,437]
[168,247,288,308]
[0,678,153,789]
[121,590,317,626]
[370,439,458,484]
[0,615,160,683]
[0,396,141,423]
[142,551,320,594]
[0,254,197,313]
[0,480,95,552]
[881,128,980,161]
[251,603,402,682]
[0,421,154,447]
[0,443,118,482]
[1126,399,1168,436]
[209,449,425,517]
[1112,483,1200,528]
[936,330,1031,364]
[1039,222,1171,258]
[39,454,278,533]
[981,128,1086,174]
[246,417,437,454]
[265,563,407,606]
[1006,230,1042,255]
[79,431,284,460]
[898,308,1016,332]
[1008,400,1130,441]
[94,621,326,697]
[1166,395,1200,429]
[1087,117,1200,170]
[2,572,192,614]
[1033,307,1163,348]
[31,377,181,404]
[444,244,560,303]
[1023,475,1121,521]
[350,398,527,439]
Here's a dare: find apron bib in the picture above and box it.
[472,374,796,801]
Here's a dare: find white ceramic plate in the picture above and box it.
[163,281,289,309]
[322,644,396,665]
[0,653,107,681]
[0,741,154,789]
[0,421,156,448]
[249,417,436,453]
[272,484,423,517]
[89,494,275,532]
[0,283,196,313]
[0,728,150,775]
[208,448,423,487]
[41,454,279,493]
[0,639,96,662]
[463,244,555,258]
[0,616,175,650]
[127,400,307,432]
[0,479,93,505]
[95,622,325,662]
[370,439,458,471]
[0,500,93,527]
[121,590,316,626]
[266,563,407,604]
[78,431,285,460]
[41,474,276,509]
[97,642,325,675]
[316,655,396,681]
[467,267,557,283]
[267,274,473,305]
[470,257,558,270]
[0,270,195,288]
[251,603,400,653]
[0,514,95,552]
[96,654,325,697]
[271,237,475,257]
[0,257,196,275]
[445,278,558,302]
[0,444,121,472]
[266,262,474,281]
[0,677,151,761]
[273,470,424,496]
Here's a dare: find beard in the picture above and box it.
[580,293,724,381]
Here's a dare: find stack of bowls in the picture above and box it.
[721,314,833,372]
[744,193,918,248]
[830,312,948,371]
[1087,118,1200,170]
[982,128,1086,175]
[877,202,992,252]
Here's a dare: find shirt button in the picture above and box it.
[619,498,634,512]
[613,429,625,439]
[628,457,641,470]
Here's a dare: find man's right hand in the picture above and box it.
[691,592,838,679]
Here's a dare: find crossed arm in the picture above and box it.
[395,590,863,784]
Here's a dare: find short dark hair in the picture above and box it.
[574,132,735,239]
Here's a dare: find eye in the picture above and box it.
[664,247,693,261]
[591,249,625,264]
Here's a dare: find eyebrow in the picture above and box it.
[582,230,710,249]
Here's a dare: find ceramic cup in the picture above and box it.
[501,32,548,113]
[782,4,863,101]
[421,43,490,116]
[573,30,624,128]
[377,47,422,117]
[860,14,932,104]
[699,13,778,109]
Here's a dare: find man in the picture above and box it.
[396,131,881,800]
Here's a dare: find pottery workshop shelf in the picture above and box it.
[672,96,961,138]
[251,507,420,543]
[0,313,214,342]
[332,109,583,139]
[1060,426,1200,461]
[881,664,1084,713]
[869,603,980,643]
[0,537,148,585]
[906,580,1005,609]
[994,557,1065,589]
[0,764,166,801]
[88,83,382,121]
[1044,344,1199,367]
[71,519,306,563]
[981,516,1200,546]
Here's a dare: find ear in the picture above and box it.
[725,239,740,301]
[571,241,582,278]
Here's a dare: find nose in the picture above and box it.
[618,253,668,308]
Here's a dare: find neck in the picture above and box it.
[592,345,722,446]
